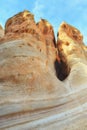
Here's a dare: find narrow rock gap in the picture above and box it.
[54,58,70,81]
[54,45,70,81]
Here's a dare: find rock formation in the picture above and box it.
[0,25,4,38]
[0,11,87,130]
[57,22,87,87]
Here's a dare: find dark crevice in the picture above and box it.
[53,36,56,48]
[54,59,69,81]
[54,52,70,81]
[54,36,71,81]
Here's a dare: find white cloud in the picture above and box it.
[32,0,44,22]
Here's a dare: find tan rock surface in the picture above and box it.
[0,11,87,130]
[57,22,87,87]
[0,25,4,38]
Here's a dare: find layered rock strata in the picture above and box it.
[0,11,87,130]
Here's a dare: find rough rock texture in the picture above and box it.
[57,22,87,86]
[0,11,87,130]
[0,25,4,38]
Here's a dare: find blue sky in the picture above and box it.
[0,0,87,44]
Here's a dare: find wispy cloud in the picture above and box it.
[0,0,87,44]
[31,0,87,43]
[32,0,44,22]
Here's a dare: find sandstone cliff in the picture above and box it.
[0,25,4,38]
[0,10,87,130]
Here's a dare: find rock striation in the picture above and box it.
[0,11,87,130]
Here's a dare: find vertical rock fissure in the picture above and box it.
[54,51,70,81]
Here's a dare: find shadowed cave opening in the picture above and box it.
[54,58,70,81]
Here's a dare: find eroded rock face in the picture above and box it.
[5,11,56,46]
[4,10,57,72]
[0,25,4,38]
[57,22,87,87]
[5,10,43,41]
[0,11,87,130]
[58,22,83,43]
[5,10,35,33]
[37,19,56,46]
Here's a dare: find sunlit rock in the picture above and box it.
[0,12,87,130]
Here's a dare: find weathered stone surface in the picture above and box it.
[0,12,87,130]
[57,22,87,86]
[5,10,35,34]
[56,22,87,129]
[37,19,56,46]
[0,25,4,38]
